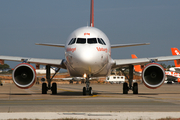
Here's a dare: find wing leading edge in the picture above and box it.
[36,43,65,48]
[111,43,150,49]
[112,55,180,69]
[0,55,66,69]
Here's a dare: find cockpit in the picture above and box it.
[68,38,106,45]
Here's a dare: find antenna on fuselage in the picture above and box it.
[90,0,94,27]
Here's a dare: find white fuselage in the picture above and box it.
[64,26,113,77]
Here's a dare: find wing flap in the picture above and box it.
[166,75,178,79]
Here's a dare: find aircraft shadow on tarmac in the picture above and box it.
[53,91,99,96]
[52,91,173,96]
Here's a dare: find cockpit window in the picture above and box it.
[97,38,103,45]
[97,38,106,45]
[76,38,86,44]
[100,38,106,45]
[68,38,76,45]
[87,38,97,44]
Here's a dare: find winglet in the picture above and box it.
[131,54,142,72]
[171,48,180,67]
[90,0,94,27]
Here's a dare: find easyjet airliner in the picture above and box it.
[1,0,180,95]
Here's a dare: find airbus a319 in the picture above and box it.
[1,0,180,95]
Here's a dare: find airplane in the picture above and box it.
[131,54,180,83]
[169,48,180,73]
[1,0,180,95]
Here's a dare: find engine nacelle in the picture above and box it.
[142,63,165,89]
[12,63,36,89]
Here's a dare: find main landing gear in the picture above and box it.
[121,65,138,94]
[42,65,60,95]
[83,77,93,95]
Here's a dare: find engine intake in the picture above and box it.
[12,63,36,89]
[142,63,165,89]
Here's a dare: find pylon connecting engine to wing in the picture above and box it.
[12,63,36,89]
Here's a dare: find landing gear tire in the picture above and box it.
[133,82,138,94]
[123,82,128,94]
[83,87,86,95]
[51,83,57,94]
[167,81,172,84]
[89,87,93,95]
[69,80,73,84]
[42,83,47,94]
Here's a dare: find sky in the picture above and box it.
[0,0,180,68]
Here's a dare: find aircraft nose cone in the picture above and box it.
[67,45,109,76]
[79,49,96,65]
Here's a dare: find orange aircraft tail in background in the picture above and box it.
[131,54,142,72]
[171,48,180,67]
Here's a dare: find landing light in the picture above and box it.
[83,73,87,78]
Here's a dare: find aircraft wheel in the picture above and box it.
[42,83,47,94]
[133,82,138,94]
[89,87,93,95]
[69,80,73,84]
[123,82,128,94]
[83,87,86,95]
[51,83,57,94]
[167,81,172,84]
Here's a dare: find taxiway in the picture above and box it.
[0,83,180,112]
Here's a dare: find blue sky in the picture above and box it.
[0,0,180,68]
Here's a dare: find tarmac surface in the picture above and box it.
[0,83,180,119]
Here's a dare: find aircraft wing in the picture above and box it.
[111,43,150,48]
[166,75,178,80]
[61,78,74,80]
[174,68,180,73]
[112,55,180,69]
[62,77,84,81]
[62,77,98,81]
[0,55,66,69]
[36,43,65,48]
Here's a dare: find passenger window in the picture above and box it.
[76,38,86,44]
[97,38,103,45]
[100,38,106,45]
[68,38,76,45]
[87,38,97,44]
